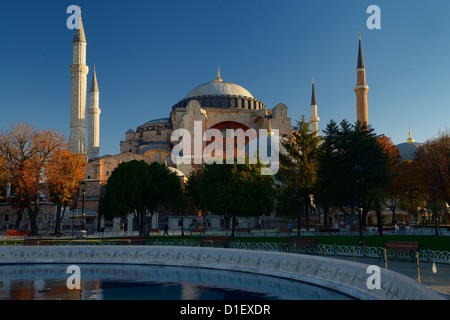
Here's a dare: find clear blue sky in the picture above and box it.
[1,0,449,156]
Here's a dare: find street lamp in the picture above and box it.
[431,187,439,236]
[352,165,364,248]
[179,175,185,236]
[80,181,86,238]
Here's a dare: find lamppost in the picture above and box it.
[80,181,86,238]
[179,175,185,236]
[431,187,439,236]
[352,165,364,248]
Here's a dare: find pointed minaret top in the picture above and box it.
[311,78,317,106]
[357,33,365,69]
[90,64,99,93]
[73,6,86,43]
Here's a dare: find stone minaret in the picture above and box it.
[354,33,369,125]
[309,78,320,137]
[88,65,101,160]
[69,8,89,157]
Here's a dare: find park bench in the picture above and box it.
[118,237,147,245]
[148,229,160,235]
[22,239,54,246]
[282,238,317,254]
[379,240,420,261]
[200,236,229,248]
[7,230,31,237]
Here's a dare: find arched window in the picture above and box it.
[155,152,161,164]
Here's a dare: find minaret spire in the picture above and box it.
[357,32,365,69]
[355,32,369,125]
[311,77,317,106]
[90,64,99,93]
[73,7,86,43]
[309,77,320,137]
[88,64,101,160]
[88,65,101,160]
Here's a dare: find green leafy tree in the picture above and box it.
[102,160,182,236]
[197,160,274,238]
[315,120,394,236]
[276,116,321,234]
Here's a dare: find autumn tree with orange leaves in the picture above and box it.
[0,122,78,234]
[47,150,87,235]
[413,130,450,234]
[0,154,8,200]
[377,135,402,224]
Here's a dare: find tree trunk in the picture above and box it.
[231,215,236,239]
[28,208,39,235]
[391,205,397,226]
[323,207,328,227]
[146,210,155,237]
[14,208,23,230]
[304,201,310,232]
[297,214,301,237]
[54,205,62,235]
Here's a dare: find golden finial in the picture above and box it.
[216,67,222,82]
[312,77,314,84]
[359,32,361,40]
[407,128,415,143]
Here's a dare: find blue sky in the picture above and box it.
[1,0,449,156]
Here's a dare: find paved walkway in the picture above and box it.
[334,255,450,299]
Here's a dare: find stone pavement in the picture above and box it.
[335,255,450,299]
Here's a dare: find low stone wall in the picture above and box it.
[0,245,444,300]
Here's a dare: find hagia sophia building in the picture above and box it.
[68,9,413,233]
[0,8,420,233]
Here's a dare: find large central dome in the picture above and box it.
[172,69,265,110]
[185,80,254,99]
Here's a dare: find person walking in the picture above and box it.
[163,223,169,236]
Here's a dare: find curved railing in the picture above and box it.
[1,237,449,264]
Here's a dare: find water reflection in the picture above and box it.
[0,264,354,300]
